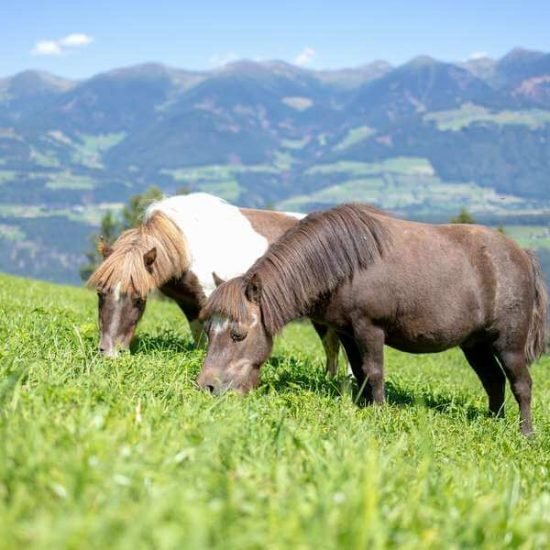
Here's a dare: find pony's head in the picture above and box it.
[87,213,188,357]
[197,274,273,394]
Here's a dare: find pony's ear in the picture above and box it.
[212,272,226,288]
[97,237,113,259]
[245,273,262,305]
[143,247,157,269]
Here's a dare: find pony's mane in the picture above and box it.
[201,203,392,333]
[87,211,189,297]
[200,276,251,325]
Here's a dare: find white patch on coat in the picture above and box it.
[145,193,270,297]
[283,211,305,220]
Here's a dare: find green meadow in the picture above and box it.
[0,273,549,549]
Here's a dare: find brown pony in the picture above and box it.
[198,203,547,435]
[87,193,343,374]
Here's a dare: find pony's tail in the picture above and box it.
[525,250,548,365]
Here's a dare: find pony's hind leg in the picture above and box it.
[494,348,533,436]
[461,344,506,417]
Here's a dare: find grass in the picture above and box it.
[45,172,96,191]
[333,126,376,152]
[0,171,17,185]
[30,148,61,168]
[195,180,242,202]
[305,158,435,177]
[277,171,544,216]
[0,273,549,549]
[424,104,550,131]
[162,164,278,182]
[504,226,550,251]
[161,164,280,200]
[281,137,310,150]
[281,97,313,111]
[0,224,25,241]
[280,156,550,218]
[0,203,123,225]
[71,133,127,169]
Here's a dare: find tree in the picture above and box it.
[175,184,191,196]
[121,185,164,230]
[79,210,120,281]
[450,208,476,224]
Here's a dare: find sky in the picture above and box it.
[1,0,549,79]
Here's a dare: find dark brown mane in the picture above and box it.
[87,211,189,297]
[201,203,392,333]
[199,276,250,324]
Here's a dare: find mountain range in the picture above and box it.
[0,48,549,284]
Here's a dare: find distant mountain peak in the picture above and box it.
[405,55,439,67]
[501,47,545,63]
[218,59,267,72]
[358,60,393,71]
[97,62,203,80]
[0,70,75,96]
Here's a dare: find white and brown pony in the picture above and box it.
[88,193,341,373]
[198,204,547,435]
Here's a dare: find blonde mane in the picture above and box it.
[87,211,189,297]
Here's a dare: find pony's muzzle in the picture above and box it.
[98,345,119,358]
[197,371,225,394]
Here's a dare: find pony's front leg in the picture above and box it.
[354,323,385,405]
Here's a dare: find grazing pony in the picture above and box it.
[198,203,547,435]
[87,193,342,373]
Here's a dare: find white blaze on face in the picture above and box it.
[144,193,269,297]
[113,281,122,302]
[210,314,230,336]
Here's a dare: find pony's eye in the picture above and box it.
[133,297,144,307]
[230,330,246,343]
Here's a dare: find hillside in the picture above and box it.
[1,49,550,283]
[0,273,549,547]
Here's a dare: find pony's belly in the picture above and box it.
[385,336,460,354]
[384,322,482,353]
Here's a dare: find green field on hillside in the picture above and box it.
[278,158,548,218]
[424,104,550,131]
[0,274,549,548]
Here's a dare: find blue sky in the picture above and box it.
[1,0,549,78]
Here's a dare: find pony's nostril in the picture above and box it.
[98,347,106,353]
[205,384,215,394]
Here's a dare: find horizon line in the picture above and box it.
[1,46,544,81]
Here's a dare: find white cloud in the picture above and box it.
[468,51,489,61]
[208,51,239,67]
[294,47,316,66]
[31,40,62,56]
[31,33,93,56]
[59,33,94,47]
